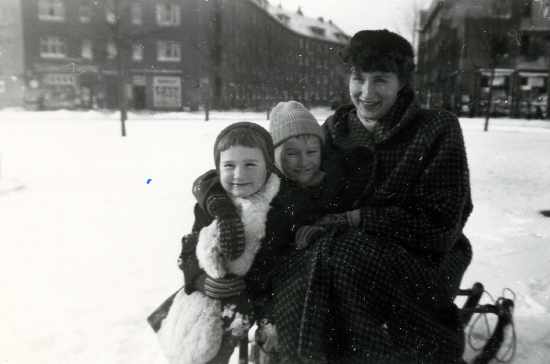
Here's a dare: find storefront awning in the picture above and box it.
[479,68,514,76]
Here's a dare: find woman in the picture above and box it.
[270,29,473,364]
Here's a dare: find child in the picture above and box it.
[191,102,376,363]
[150,122,311,364]
[269,100,375,228]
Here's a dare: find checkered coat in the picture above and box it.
[272,88,473,364]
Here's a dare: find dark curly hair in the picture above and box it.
[340,29,415,86]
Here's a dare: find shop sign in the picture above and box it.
[153,76,181,108]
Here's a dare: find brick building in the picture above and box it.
[0,0,25,108]
[19,0,349,111]
[21,0,202,110]
[204,0,350,109]
[417,0,550,118]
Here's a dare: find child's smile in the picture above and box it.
[219,146,268,198]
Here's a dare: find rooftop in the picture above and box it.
[250,0,350,44]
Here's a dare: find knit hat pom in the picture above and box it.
[269,101,325,147]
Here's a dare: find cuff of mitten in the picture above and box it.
[203,275,246,299]
[192,273,207,294]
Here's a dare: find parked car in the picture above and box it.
[519,95,547,119]
[479,95,511,116]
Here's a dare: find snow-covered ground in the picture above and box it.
[1,109,549,364]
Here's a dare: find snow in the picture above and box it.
[262,1,349,44]
[1,109,549,364]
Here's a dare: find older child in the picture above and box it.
[269,100,375,229]
[150,122,312,364]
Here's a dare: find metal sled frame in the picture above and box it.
[457,282,516,364]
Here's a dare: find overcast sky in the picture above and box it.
[277,0,433,42]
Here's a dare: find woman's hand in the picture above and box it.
[315,209,361,228]
[295,225,326,249]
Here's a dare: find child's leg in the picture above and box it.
[255,319,281,364]
[208,295,252,364]
[206,331,239,364]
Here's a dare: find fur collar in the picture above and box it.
[196,174,281,278]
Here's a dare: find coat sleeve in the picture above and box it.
[178,203,213,294]
[358,119,472,254]
[192,169,221,213]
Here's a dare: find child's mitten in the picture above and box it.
[206,193,246,260]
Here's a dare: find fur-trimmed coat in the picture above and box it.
[151,174,290,364]
[179,173,314,320]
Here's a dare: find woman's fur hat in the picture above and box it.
[341,29,415,85]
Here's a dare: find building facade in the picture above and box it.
[205,0,349,109]
[18,0,349,111]
[0,0,25,108]
[21,0,202,110]
[417,0,550,118]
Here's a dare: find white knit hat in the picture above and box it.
[269,101,325,147]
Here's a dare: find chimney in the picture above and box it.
[297,6,303,16]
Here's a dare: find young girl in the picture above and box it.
[149,122,312,364]
[191,102,377,363]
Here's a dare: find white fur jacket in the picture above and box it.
[155,174,281,364]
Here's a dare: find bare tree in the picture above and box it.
[464,4,518,132]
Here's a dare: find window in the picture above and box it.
[38,0,65,21]
[81,39,93,59]
[107,41,117,59]
[310,26,326,37]
[132,43,144,61]
[277,13,290,25]
[491,0,511,18]
[520,34,530,56]
[43,73,76,85]
[334,32,348,42]
[480,75,489,88]
[522,0,532,17]
[131,2,142,25]
[79,2,91,23]
[105,0,116,23]
[156,3,180,26]
[157,41,180,61]
[40,36,66,58]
